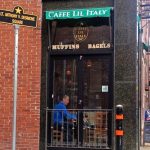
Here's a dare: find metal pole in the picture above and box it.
[12,25,19,150]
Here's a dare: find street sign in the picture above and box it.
[141,16,150,19]
[0,6,37,27]
[0,6,37,150]
[145,110,150,121]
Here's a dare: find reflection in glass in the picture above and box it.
[53,58,78,109]
[83,58,110,109]
[52,57,110,109]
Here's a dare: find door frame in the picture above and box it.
[46,52,114,150]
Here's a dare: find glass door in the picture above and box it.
[47,55,112,149]
[50,55,112,109]
[81,56,112,148]
[52,56,78,109]
[82,56,112,109]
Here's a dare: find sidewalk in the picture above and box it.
[140,146,150,150]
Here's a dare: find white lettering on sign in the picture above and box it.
[86,9,107,16]
[49,11,71,18]
[47,8,110,20]
[73,11,84,17]
[88,42,111,49]
[52,44,80,50]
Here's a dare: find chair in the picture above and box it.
[51,126,63,145]
[95,112,108,146]
[84,127,96,145]
[83,112,108,147]
[83,112,97,146]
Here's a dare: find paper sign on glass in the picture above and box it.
[102,85,109,92]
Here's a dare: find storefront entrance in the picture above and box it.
[46,54,113,150]
[44,7,114,150]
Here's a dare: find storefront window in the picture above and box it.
[53,58,78,109]
[50,17,112,51]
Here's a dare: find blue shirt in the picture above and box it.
[53,102,77,125]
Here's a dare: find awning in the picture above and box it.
[46,7,112,20]
[137,15,142,32]
[143,42,149,51]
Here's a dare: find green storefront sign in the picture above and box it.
[46,7,112,20]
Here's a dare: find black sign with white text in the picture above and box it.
[0,6,37,27]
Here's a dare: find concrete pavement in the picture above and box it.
[140,146,150,150]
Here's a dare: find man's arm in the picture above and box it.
[61,104,76,120]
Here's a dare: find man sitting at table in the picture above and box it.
[53,95,77,142]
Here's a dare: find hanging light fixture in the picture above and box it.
[66,66,71,75]
[87,60,92,67]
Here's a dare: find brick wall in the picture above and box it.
[0,0,42,149]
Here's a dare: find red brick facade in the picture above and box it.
[0,0,42,149]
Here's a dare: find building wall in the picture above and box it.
[140,50,149,145]
[41,1,114,149]
[41,0,139,150]
[0,0,42,149]
[114,0,138,149]
[140,0,150,144]
[142,19,150,45]
[0,0,138,149]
